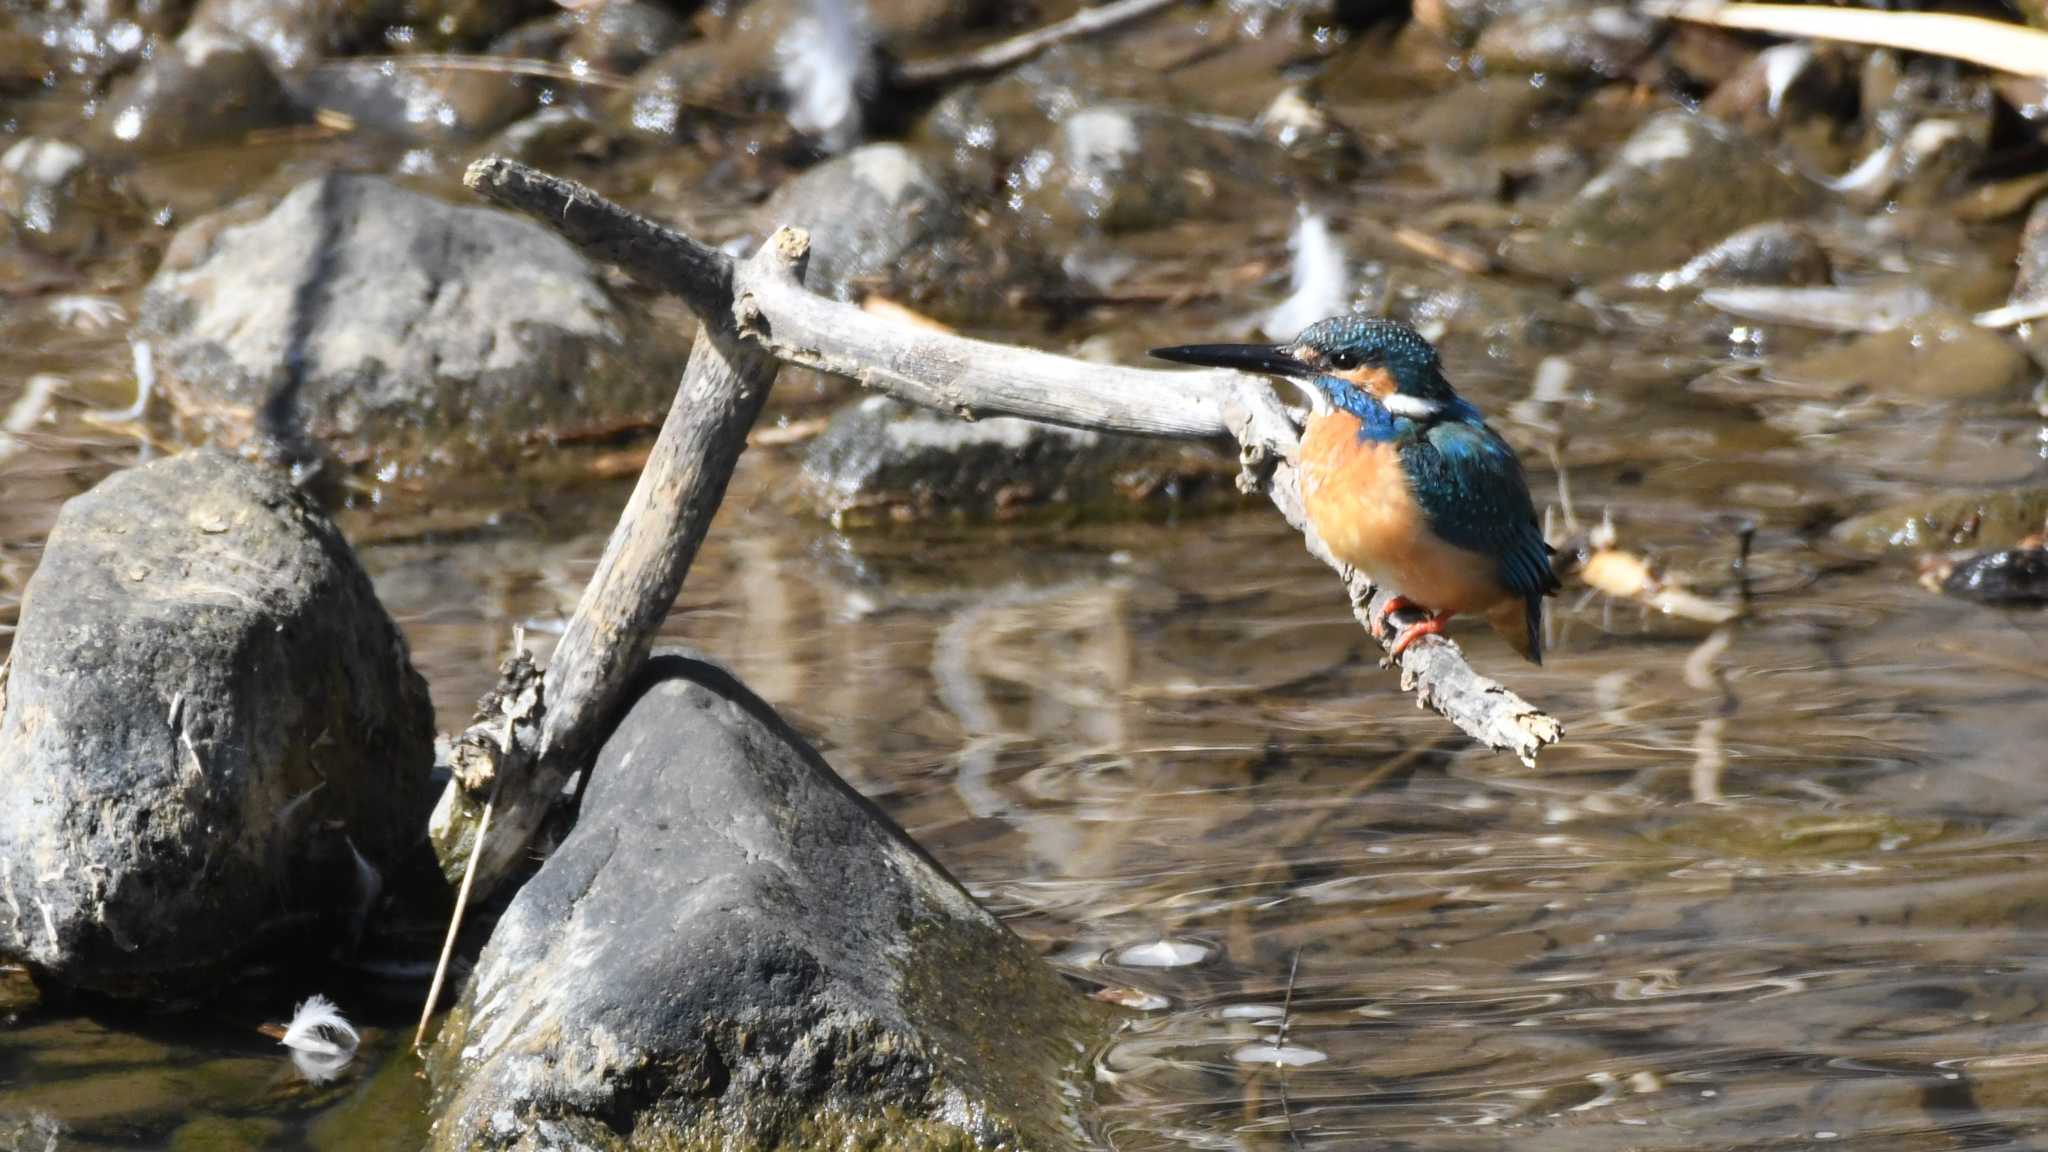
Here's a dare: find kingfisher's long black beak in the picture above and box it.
[1150,343,1311,378]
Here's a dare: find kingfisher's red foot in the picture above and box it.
[1388,614,1451,658]
[1371,596,1421,640]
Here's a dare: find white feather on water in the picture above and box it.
[1262,207,1348,339]
[778,0,874,153]
[281,994,359,1057]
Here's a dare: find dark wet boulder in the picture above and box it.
[1669,221,1830,288]
[917,42,1176,187]
[559,0,688,75]
[428,653,1100,1150]
[1942,548,2048,606]
[802,396,1241,525]
[1472,3,1658,79]
[1399,74,1571,154]
[1015,103,1282,234]
[140,173,688,477]
[757,143,959,301]
[0,451,436,997]
[286,57,539,143]
[92,27,300,154]
[1509,111,1817,281]
[1833,487,2048,554]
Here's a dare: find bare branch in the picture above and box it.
[890,0,1183,89]
[448,157,1561,886]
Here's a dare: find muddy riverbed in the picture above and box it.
[5,0,2048,1148]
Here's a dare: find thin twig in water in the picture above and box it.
[1277,948,1305,1150]
[892,0,1182,87]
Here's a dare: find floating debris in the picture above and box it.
[1092,985,1172,1011]
[1567,515,1743,624]
[280,993,359,1056]
[264,994,360,1084]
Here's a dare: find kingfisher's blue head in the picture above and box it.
[1151,316,1465,423]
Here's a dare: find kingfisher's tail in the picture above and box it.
[1487,595,1544,665]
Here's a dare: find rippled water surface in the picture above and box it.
[6,8,2048,1150]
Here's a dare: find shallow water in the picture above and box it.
[6,9,2048,1150]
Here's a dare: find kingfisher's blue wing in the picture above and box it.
[1402,416,1559,634]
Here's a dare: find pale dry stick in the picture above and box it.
[416,774,497,1054]
[427,254,782,894]
[1649,1,2048,79]
[435,158,1562,899]
[892,0,1183,87]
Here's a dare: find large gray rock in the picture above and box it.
[757,144,961,301]
[0,451,436,996]
[803,396,1241,525]
[1510,112,1817,281]
[429,654,1099,1151]
[141,173,688,475]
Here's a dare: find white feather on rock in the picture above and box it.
[778,0,874,153]
[281,994,360,1057]
[1262,207,1348,339]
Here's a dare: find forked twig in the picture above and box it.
[426,157,1565,903]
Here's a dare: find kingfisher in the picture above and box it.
[1152,316,1559,663]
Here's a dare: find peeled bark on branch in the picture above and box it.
[434,157,1563,895]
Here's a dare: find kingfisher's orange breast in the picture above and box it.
[1299,410,1509,616]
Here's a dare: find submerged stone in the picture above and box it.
[1767,311,2029,401]
[428,653,1103,1150]
[1671,221,1830,288]
[0,451,436,997]
[802,396,1241,525]
[1833,487,2048,553]
[140,173,688,478]
[1511,111,1817,281]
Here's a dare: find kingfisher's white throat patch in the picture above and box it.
[1381,394,1443,419]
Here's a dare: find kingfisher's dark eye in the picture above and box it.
[1327,350,1360,370]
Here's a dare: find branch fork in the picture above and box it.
[429,157,1565,905]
